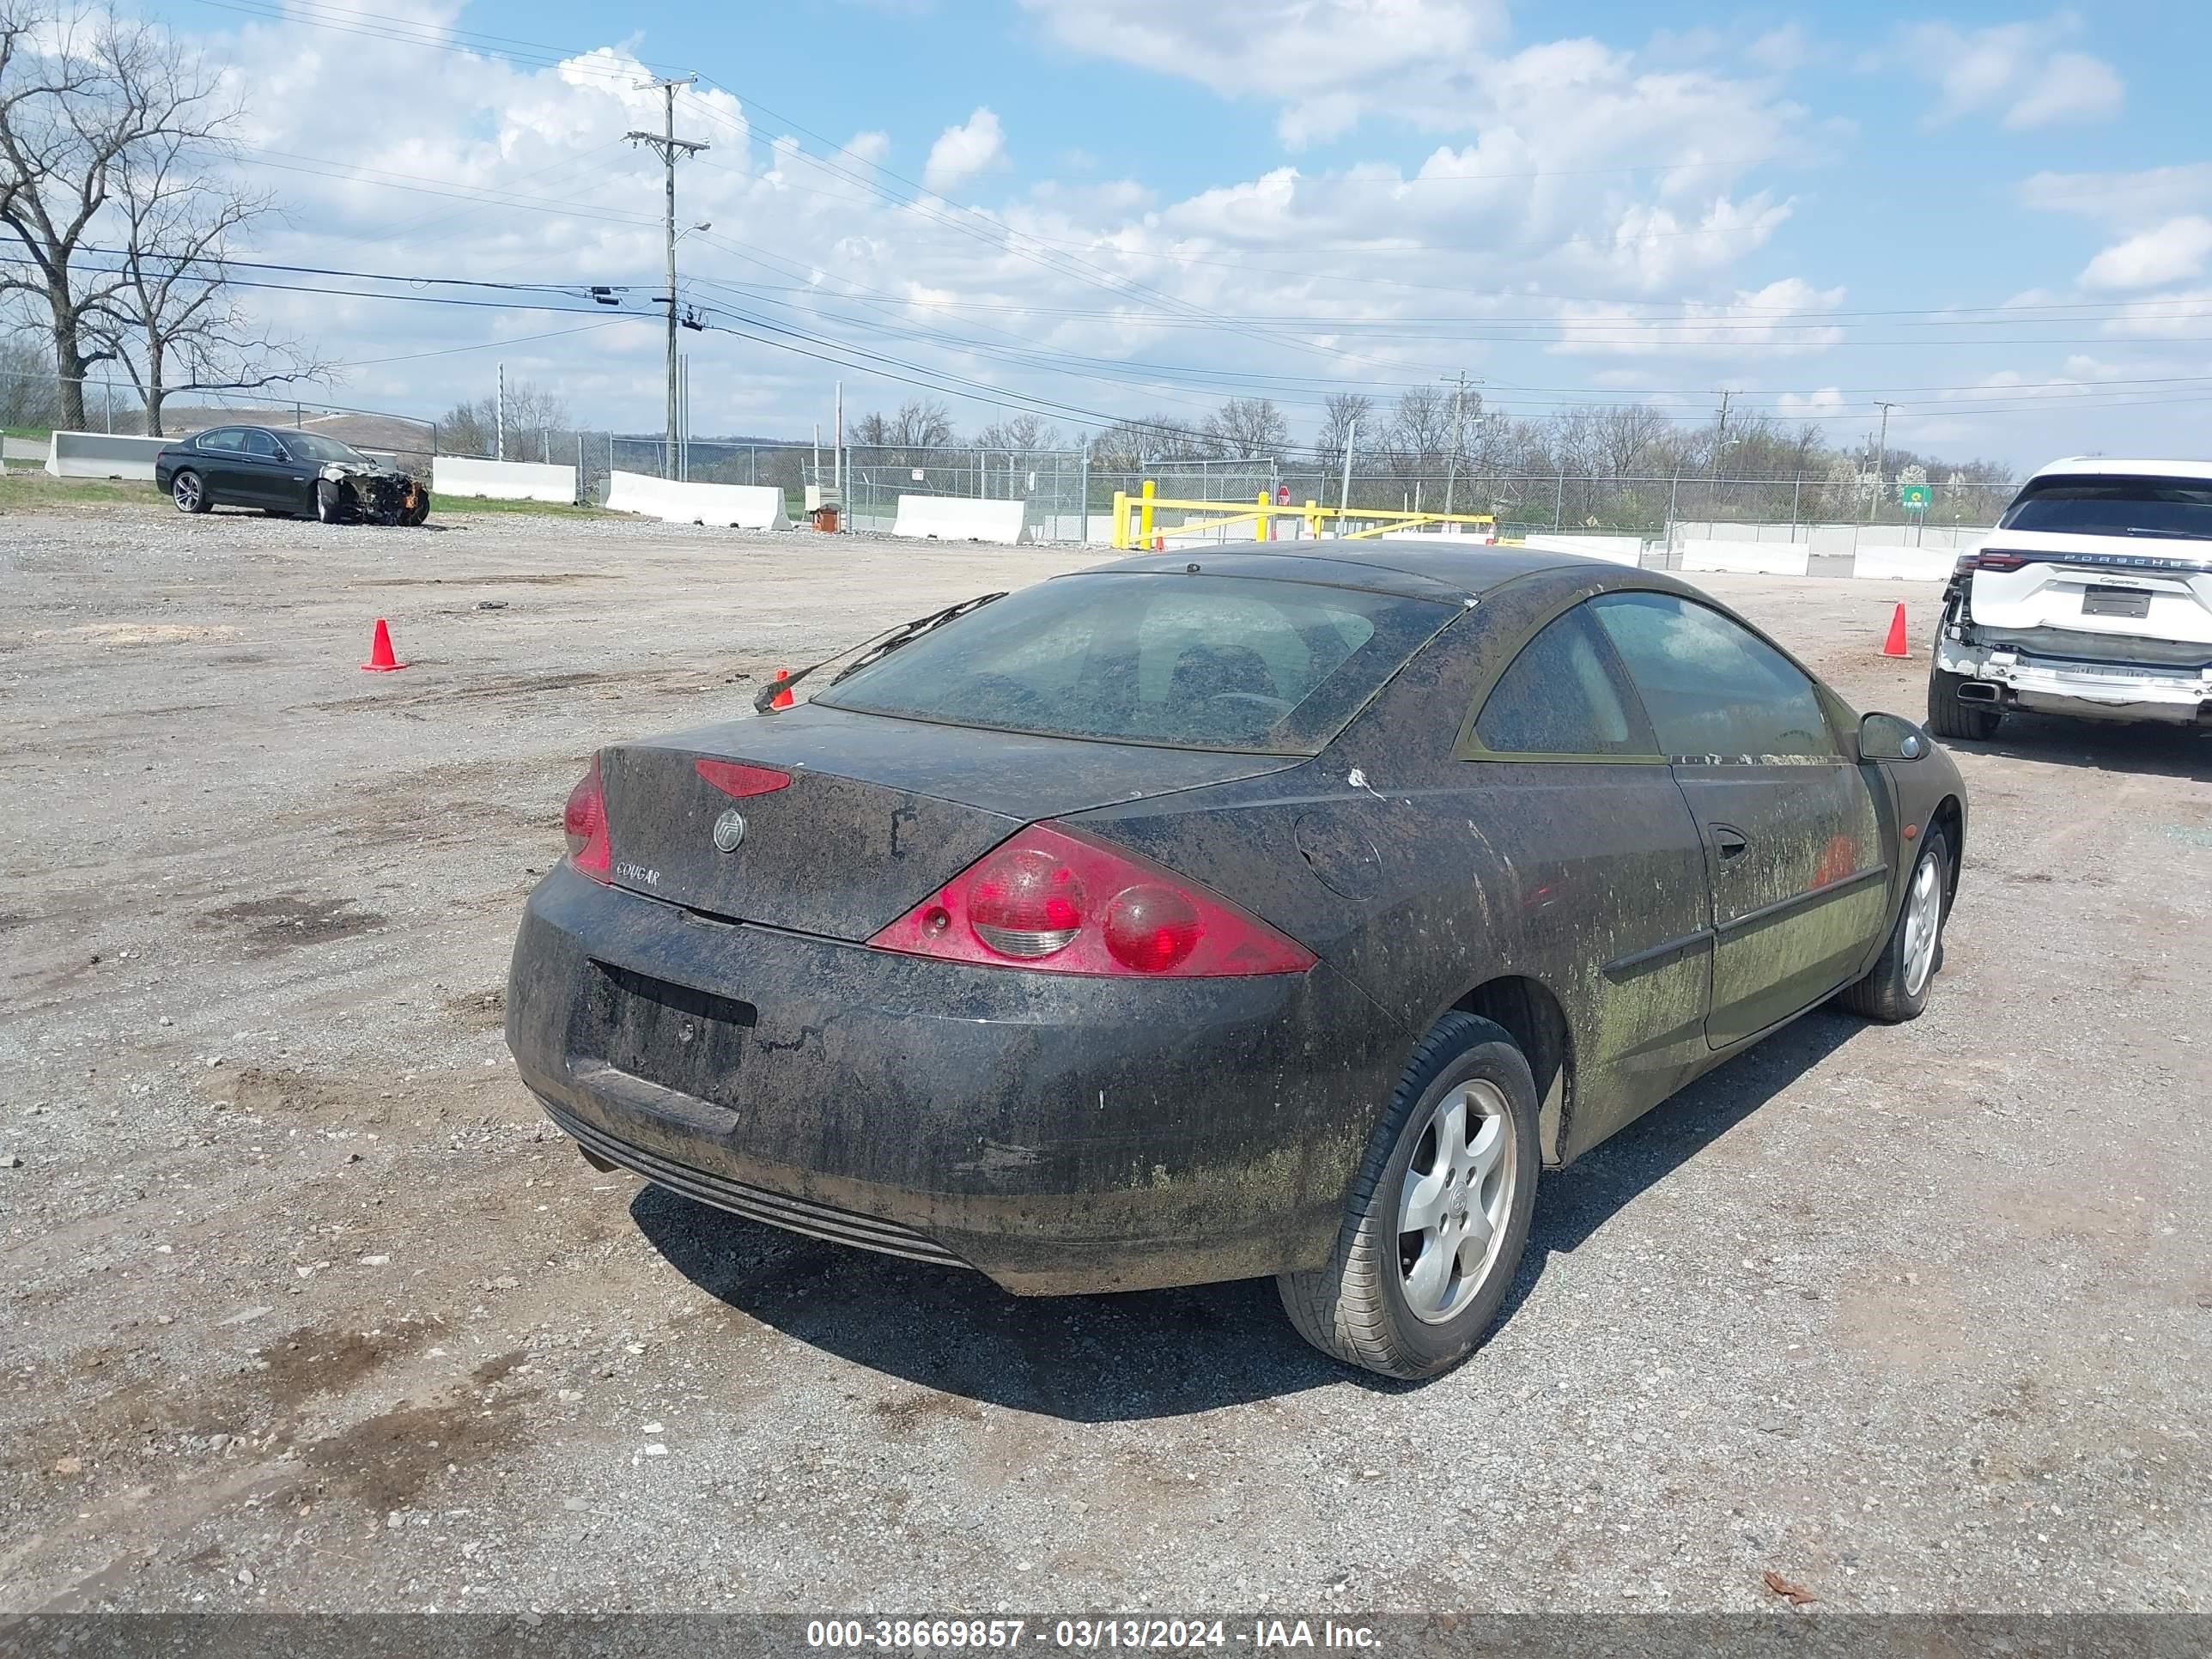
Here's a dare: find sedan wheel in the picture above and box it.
[171,470,208,514]
[1838,830,1951,1023]
[1397,1080,1516,1323]
[1278,1011,1540,1379]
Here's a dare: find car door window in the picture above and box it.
[197,429,244,453]
[1590,592,1838,760]
[1471,605,1658,757]
[240,430,282,459]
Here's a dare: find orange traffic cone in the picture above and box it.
[1881,603,1908,658]
[1152,534,1164,552]
[769,668,793,709]
[361,617,406,672]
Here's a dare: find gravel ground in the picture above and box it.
[1,498,2207,1615]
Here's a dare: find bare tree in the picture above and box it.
[974,412,1060,453]
[0,3,264,429]
[1201,395,1288,460]
[1316,391,1370,476]
[91,125,327,434]
[1385,385,1452,477]
[1086,412,1206,470]
[440,380,571,459]
[851,398,955,450]
[0,323,59,425]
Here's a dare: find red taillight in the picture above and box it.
[867,823,1315,978]
[695,757,791,798]
[1961,550,2029,573]
[562,756,611,883]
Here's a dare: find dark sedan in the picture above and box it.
[154,425,428,524]
[506,546,1966,1379]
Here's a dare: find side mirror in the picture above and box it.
[1858,711,1927,762]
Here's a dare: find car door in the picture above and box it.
[232,429,289,507]
[1589,591,1889,1049]
[191,428,246,500]
[1452,601,1716,1146]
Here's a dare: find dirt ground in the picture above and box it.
[1,495,2207,1614]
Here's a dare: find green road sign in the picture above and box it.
[1899,482,1932,511]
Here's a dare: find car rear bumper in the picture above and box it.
[1936,639,2212,724]
[506,864,1405,1295]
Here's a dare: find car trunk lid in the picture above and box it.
[595,703,1300,939]
[1966,530,2212,658]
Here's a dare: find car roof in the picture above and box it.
[2026,456,2212,483]
[1077,542,1650,602]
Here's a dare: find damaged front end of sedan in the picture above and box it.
[317,459,431,526]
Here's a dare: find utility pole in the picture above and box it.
[1871,400,1898,523]
[628,76,707,480]
[1705,389,1733,516]
[1441,369,1480,516]
[1339,417,1358,520]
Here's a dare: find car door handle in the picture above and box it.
[1713,827,1750,861]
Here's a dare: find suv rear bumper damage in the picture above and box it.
[1936,635,2212,724]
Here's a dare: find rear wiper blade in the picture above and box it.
[751,590,1008,714]
[2121,526,2212,541]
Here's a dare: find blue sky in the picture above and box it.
[113,0,2212,467]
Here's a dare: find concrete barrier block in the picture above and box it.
[604,470,791,530]
[1850,545,1957,582]
[892,495,1029,544]
[1678,540,1812,577]
[1518,533,1645,566]
[432,456,577,504]
[46,430,169,481]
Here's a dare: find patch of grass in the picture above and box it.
[428,493,614,520]
[3,425,52,441]
[0,471,160,513]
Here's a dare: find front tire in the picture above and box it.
[1838,831,1950,1023]
[1926,665,2000,740]
[313,478,347,524]
[171,470,209,514]
[1277,1012,1540,1380]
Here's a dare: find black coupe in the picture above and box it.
[153,425,429,525]
[506,545,1966,1378]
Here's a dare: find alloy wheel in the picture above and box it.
[1398,1079,1517,1324]
[1903,852,1942,996]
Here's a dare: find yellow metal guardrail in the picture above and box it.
[1109,479,1500,550]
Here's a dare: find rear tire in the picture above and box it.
[1277,1012,1540,1380]
[1926,665,2000,740]
[171,470,209,514]
[1839,831,1950,1023]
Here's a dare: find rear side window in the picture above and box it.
[1474,605,1656,757]
[812,573,1454,754]
[197,429,244,453]
[2001,476,2212,541]
[1590,592,1838,761]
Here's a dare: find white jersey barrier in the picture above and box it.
[1517,533,1646,566]
[45,430,169,481]
[604,470,792,529]
[1677,539,1812,577]
[1850,544,1958,582]
[433,456,576,505]
[892,494,1029,544]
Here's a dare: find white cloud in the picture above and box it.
[2080,217,2212,292]
[921,107,1007,193]
[2020,164,2212,228]
[2097,288,2212,339]
[1899,15,2124,130]
[1551,278,1848,357]
[1018,0,1504,147]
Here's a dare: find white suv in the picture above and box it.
[1930,457,2212,739]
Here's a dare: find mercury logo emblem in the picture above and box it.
[712,808,747,853]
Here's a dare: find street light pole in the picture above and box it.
[1871,400,1898,523]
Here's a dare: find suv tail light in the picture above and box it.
[868,823,1316,978]
[562,756,612,882]
[1958,550,2029,574]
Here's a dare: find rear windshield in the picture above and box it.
[811,572,1455,754]
[2001,476,2212,541]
